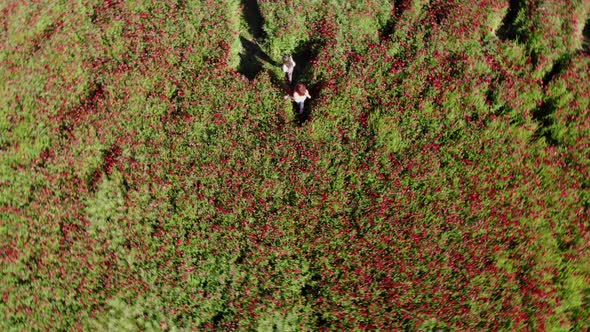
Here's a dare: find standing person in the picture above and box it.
[287,83,311,114]
[282,55,296,85]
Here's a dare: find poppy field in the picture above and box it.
[1,0,589,330]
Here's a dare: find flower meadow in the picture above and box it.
[1,0,589,330]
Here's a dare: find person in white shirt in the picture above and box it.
[282,55,296,84]
[287,83,311,114]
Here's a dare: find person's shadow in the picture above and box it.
[582,18,590,54]
[496,0,523,40]
[242,0,265,40]
[238,0,280,80]
[292,101,311,126]
[238,37,277,80]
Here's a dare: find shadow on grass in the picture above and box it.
[238,37,277,80]
[582,18,590,54]
[291,40,321,86]
[532,98,558,146]
[496,0,524,41]
[380,0,410,40]
[292,102,311,126]
[541,55,571,87]
[241,0,266,40]
[238,0,277,80]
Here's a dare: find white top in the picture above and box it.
[293,90,311,103]
[282,61,295,73]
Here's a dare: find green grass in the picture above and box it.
[1,0,588,330]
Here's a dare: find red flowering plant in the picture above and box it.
[1,0,588,330]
